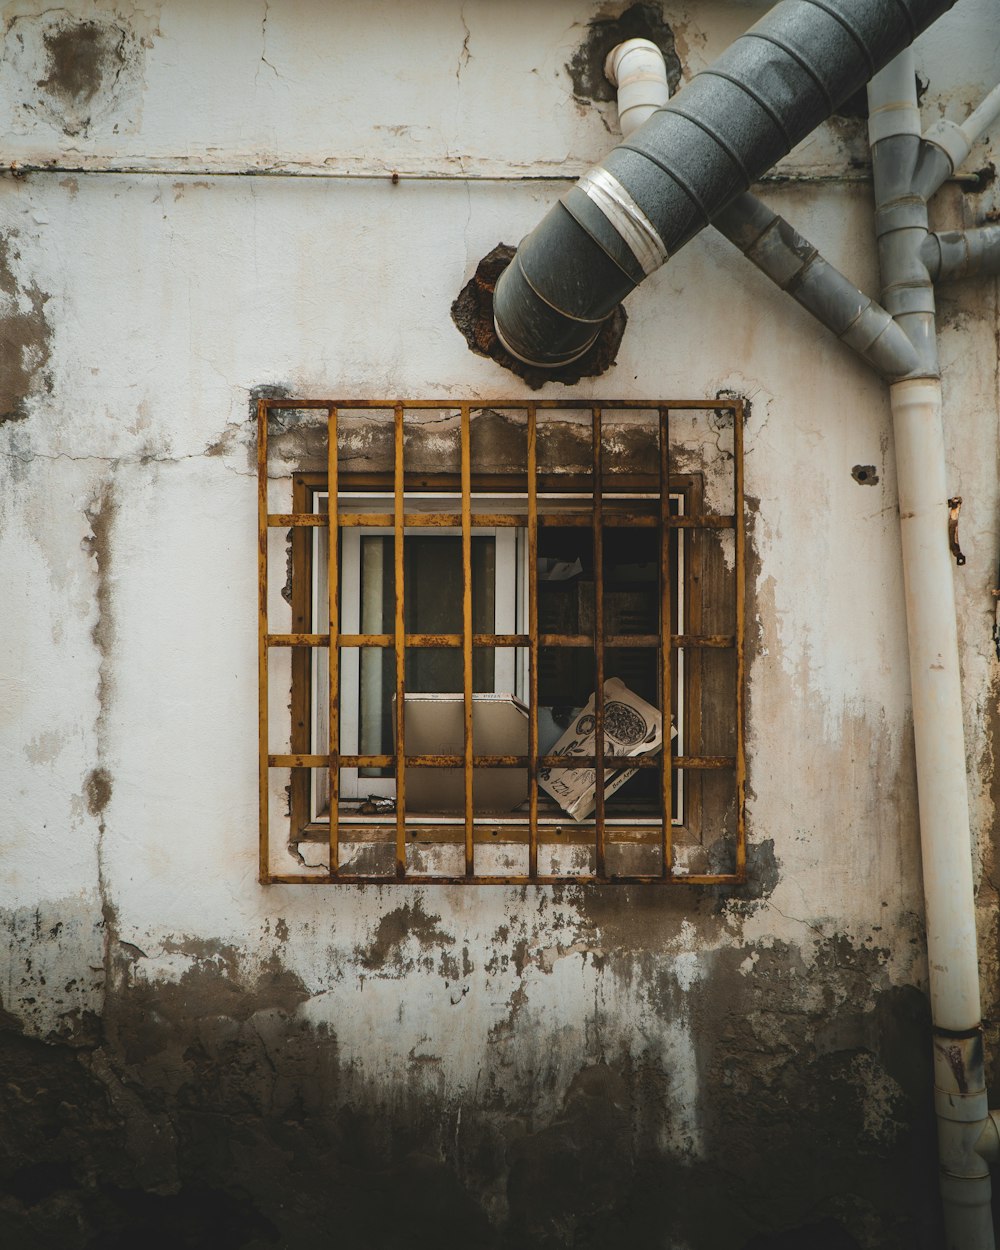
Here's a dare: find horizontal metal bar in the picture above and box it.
[299,822,671,845]
[541,633,656,648]
[266,872,745,885]
[266,633,532,648]
[268,632,737,650]
[268,511,735,530]
[338,513,667,530]
[268,753,734,770]
[540,633,736,649]
[268,514,327,527]
[338,512,518,527]
[269,754,331,768]
[267,633,328,647]
[262,399,741,411]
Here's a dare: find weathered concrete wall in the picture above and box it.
[2,2,999,1247]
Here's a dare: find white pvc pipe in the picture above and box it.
[961,82,1000,150]
[604,39,669,138]
[889,378,983,1032]
[867,50,922,144]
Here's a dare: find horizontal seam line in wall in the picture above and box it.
[3,164,982,188]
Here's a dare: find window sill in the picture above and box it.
[293,813,685,847]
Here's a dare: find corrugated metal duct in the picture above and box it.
[493,0,960,368]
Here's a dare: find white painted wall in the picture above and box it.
[1,1,999,1238]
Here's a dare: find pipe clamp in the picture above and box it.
[576,168,668,277]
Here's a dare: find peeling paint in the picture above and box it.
[356,900,456,974]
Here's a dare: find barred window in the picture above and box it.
[259,399,745,885]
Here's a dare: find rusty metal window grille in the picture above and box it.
[258,399,745,885]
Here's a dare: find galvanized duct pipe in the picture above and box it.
[494,0,960,368]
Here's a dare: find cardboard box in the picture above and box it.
[399,692,528,813]
[538,678,666,822]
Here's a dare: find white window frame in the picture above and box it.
[308,488,684,825]
[311,494,526,812]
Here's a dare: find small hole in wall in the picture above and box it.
[962,163,997,195]
[852,464,879,486]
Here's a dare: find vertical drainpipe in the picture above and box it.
[868,52,994,1249]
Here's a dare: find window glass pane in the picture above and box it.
[358,534,496,774]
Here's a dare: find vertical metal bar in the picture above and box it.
[461,403,474,877]
[257,398,270,884]
[527,403,539,880]
[592,406,606,879]
[733,400,747,880]
[659,406,674,879]
[394,403,407,878]
[288,476,312,842]
[327,407,340,878]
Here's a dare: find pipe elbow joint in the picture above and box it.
[604,39,670,138]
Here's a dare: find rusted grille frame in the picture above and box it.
[259,398,746,886]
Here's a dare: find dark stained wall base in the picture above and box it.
[0,934,950,1250]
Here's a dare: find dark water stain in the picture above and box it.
[741,1219,863,1250]
[0,234,53,424]
[0,921,947,1250]
[82,480,117,739]
[85,768,112,817]
[683,942,941,1249]
[566,3,682,103]
[707,835,780,915]
[356,900,455,972]
[38,21,124,108]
